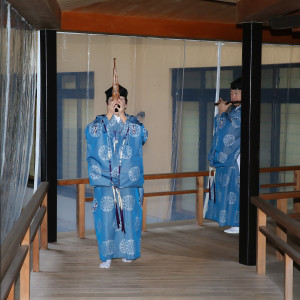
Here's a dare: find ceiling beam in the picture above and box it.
[270,15,300,29]
[237,0,300,23]
[62,11,242,40]
[8,0,61,29]
[61,11,300,44]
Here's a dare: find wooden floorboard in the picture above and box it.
[30,220,300,299]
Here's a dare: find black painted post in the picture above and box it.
[239,22,262,265]
[40,30,57,243]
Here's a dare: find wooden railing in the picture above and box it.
[57,165,300,238]
[58,171,209,237]
[0,182,49,300]
[251,195,300,300]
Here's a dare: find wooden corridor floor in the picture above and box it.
[30,220,300,300]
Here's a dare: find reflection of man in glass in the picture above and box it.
[85,85,148,268]
[206,78,241,234]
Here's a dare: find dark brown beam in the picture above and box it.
[237,0,300,23]
[8,0,61,29]
[61,12,300,44]
[61,11,243,41]
[270,15,300,29]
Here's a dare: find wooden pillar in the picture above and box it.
[196,176,204,226]
[41,194,48,249]
[20,229,30,300]
[40,29,57,243]
[284,253,293,300]
[294,170,300,213]
[142,197,147,231]
[32,231,40,272]
[256,209,266,275]
[276,199,287,261]
[7,284,15,300]
[76,184,85,238]
[239,22,262,266]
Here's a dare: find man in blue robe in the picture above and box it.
[205,78,241,234]
[85,85,148,268]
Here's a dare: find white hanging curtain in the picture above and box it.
[0,0,37,242]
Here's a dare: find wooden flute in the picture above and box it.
[214,101,242,106]
[112,58,120,112]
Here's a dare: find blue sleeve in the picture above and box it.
[208,109,241,167]
[127,115,148,145]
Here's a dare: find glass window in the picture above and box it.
[57,72,95,180]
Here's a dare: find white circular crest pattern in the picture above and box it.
[119,239,127,253]
[119,239,136,255]
[121,123,129,136]
[219,210,227,224]
[98,145,111,160]
[110,167,119,178]
[123,195,135,211]
[101,240,114,256]
[129,124,141,137]
[100,196,114,212]
[221,174,230,186]
[229,192,237,205]
[223,134,235,146]
[126,240,135,255]
[128,166,140,182]
[89,165,101,180]
[106,119,117,137]
[231,117,241,128]
[121,145,132,159]
[89,123,102,137]
[217,152,227,164]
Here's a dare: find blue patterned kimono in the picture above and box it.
[205,106,241,227]
[85,114,148,261]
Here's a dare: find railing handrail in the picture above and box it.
[58,178,89,185]
[251,196,300,239]
[260,191,300,200]
[0,181,49,281]
[259,226,300,266]
[252,194,300,299]
[259,165,300,173]
[57,165,300,237]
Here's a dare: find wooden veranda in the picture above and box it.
[30,220,300,299]
[2,167,300,300]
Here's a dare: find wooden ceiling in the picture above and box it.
[57,0,238,24]
[7,0,300,44]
